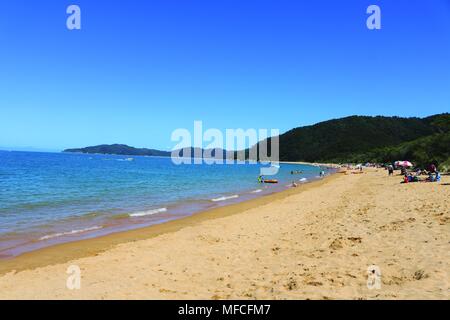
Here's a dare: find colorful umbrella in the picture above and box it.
[395,161,413,167]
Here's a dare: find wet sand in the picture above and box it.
[0,169,448,299]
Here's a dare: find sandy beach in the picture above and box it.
[0,168,448,299]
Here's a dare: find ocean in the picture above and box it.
[0,151,332,257]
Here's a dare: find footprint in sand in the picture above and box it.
[329,237,362,250]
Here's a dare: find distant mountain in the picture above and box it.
[64,144,171,157]
[63,144,231,159]
[174,147,231,160]
[65,113,450,170]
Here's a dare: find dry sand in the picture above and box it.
[0,169,449,299]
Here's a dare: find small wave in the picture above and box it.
[129,207,167,217]
[211,195,239,202]
[299,178,308,182]
[39,226,102,241]
[117,158,134,162]
[251,189,262,193]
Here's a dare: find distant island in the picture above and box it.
[65,113,450,170]
[64,144,172,157]
[63,144,230,159]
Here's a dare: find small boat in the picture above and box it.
[263,179,278,184]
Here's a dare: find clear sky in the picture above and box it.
[0,0,449,151]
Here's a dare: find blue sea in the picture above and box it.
[0,151,332,257]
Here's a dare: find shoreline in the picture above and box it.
[0,168,448,299]
[0,157,330,260]
[279,161,341,168]
[0,173,338,276]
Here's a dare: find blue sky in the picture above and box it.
[0,0,449,151]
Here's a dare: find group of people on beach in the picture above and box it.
[387,162,442,183]
[401,171,441,183]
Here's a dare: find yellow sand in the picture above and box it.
[0,169,449,299]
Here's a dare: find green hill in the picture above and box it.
[254,113,450,167]
[64,144,171,157]
[349,131,450,168]
[65,114,450,170]
[63,145,228,159]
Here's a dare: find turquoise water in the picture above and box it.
[0,151,332,257]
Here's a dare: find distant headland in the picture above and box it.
[64,113,450,169]
[64,144,171,157]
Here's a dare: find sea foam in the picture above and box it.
[129,207,167,217]
[39,226,102,241]
[211,195,239,202]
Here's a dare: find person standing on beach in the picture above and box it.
[388,165,394,176]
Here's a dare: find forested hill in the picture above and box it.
[64,114,450,169]
[64,144,171,157]
[63,145,227,159]
[260,113,450,166]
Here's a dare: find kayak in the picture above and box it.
[263,179,278,184]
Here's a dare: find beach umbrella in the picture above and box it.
[395,160,413,167]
